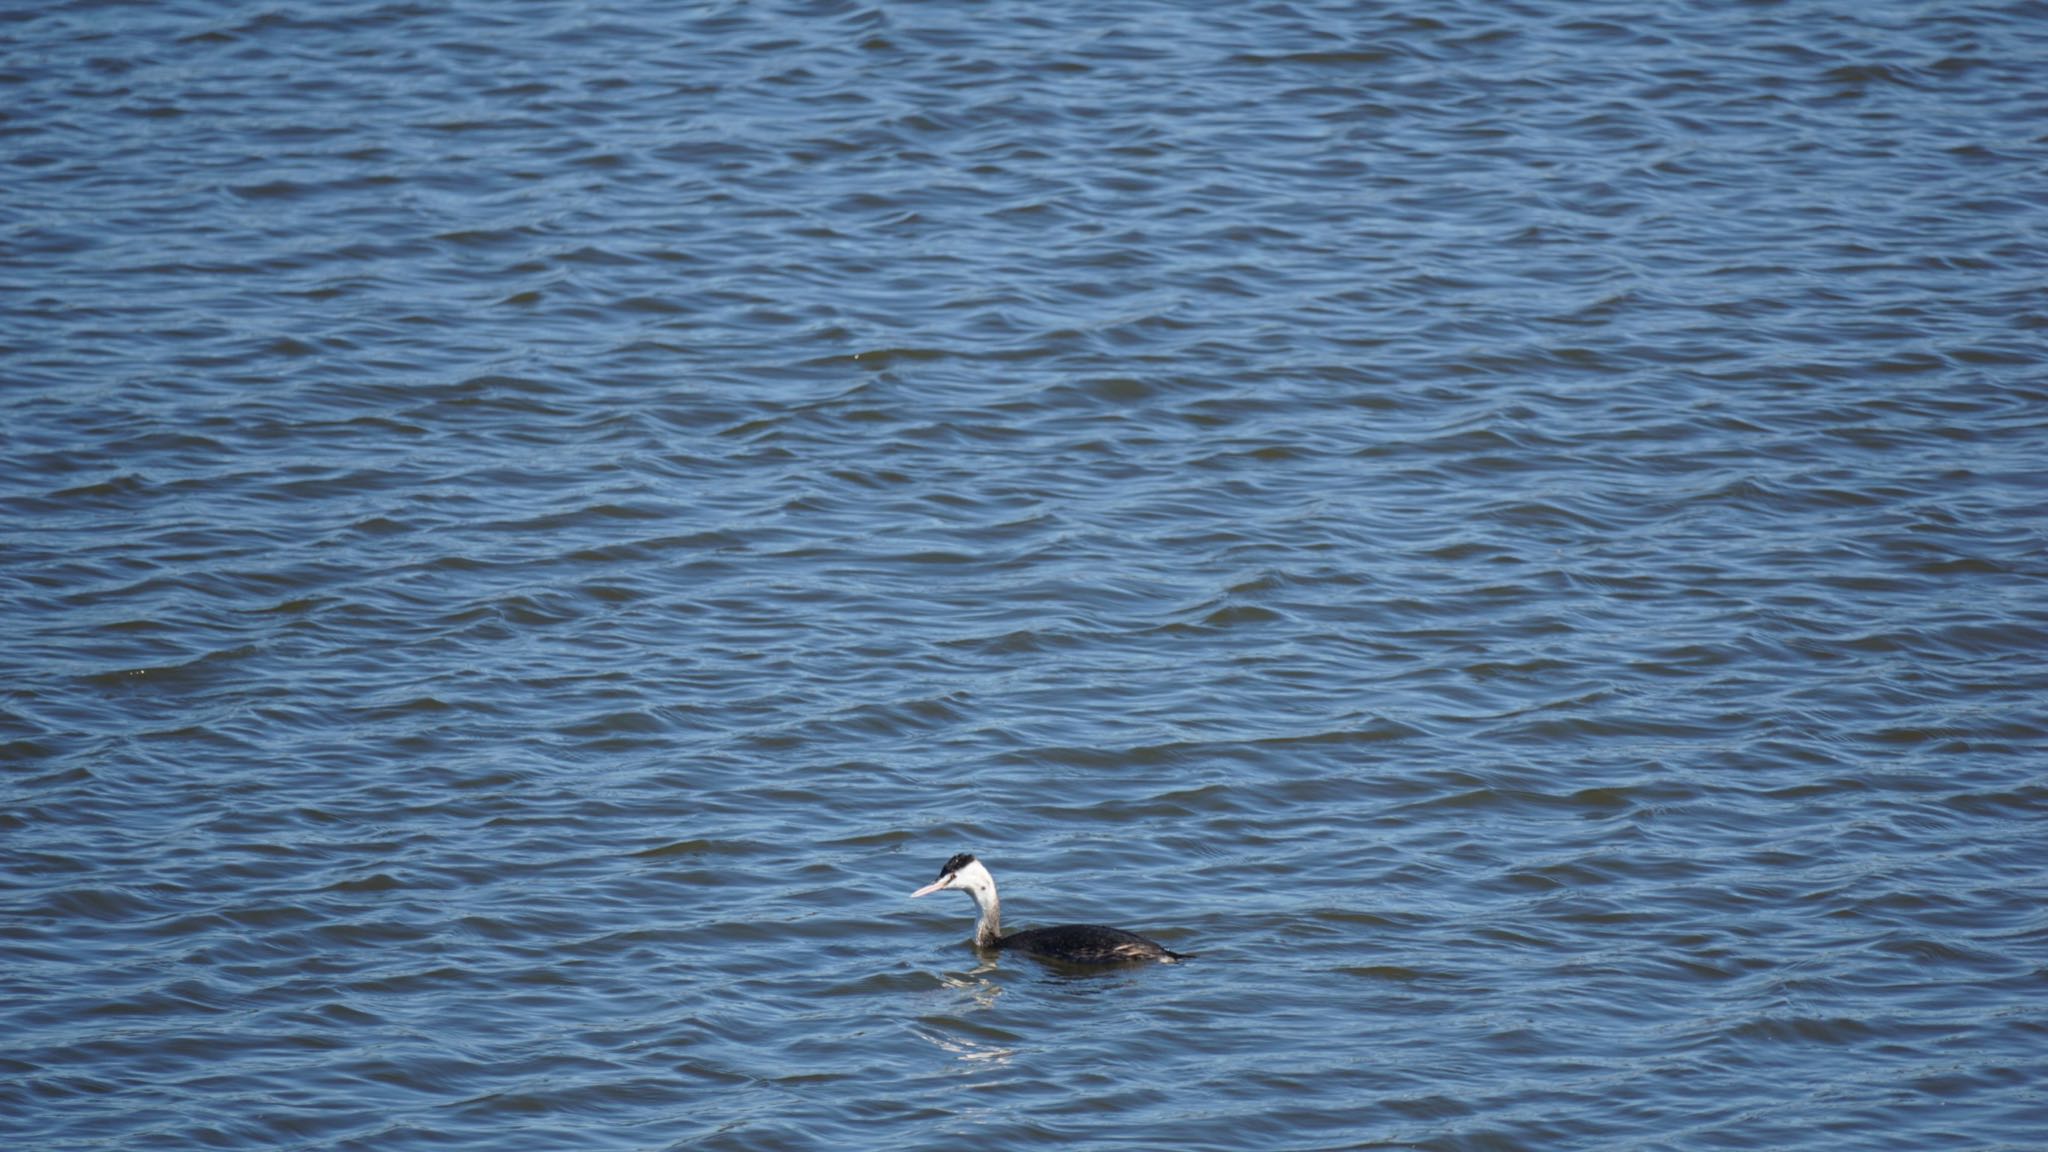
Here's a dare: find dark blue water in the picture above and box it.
[5,2,2046,1149]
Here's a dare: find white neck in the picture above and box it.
[954,860,1003,946]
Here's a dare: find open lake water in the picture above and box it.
[4,1,2046,1148]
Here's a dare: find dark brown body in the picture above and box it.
[995,923,1186,964]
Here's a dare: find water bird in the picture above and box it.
[910,852,1188,964]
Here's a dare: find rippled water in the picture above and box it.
[5,1,2046,1148]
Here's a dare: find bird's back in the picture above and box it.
[999,923,1185,964]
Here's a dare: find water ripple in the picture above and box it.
[5,1,2047,1150]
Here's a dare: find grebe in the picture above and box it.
[910,853,1188,964]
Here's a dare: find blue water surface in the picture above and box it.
[4,2,2046,1149]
